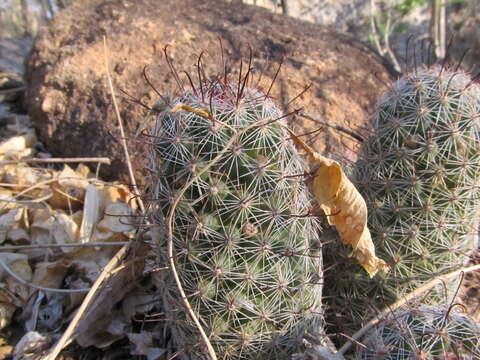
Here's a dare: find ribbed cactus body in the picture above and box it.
[326,67,480,333]
[356,306,480,359]
[146,81,323,359]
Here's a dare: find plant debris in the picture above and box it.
[0,110,162,358]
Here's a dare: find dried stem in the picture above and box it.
[0,86,26,95]
[0,157,111,165]
[103,36,145,214]
[43,36,144,360]
[299,112,365,143]
[45,243,131,360]
[0,241,128,251]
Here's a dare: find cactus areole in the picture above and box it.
[144,68,324,359]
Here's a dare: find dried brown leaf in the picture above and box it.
[2,166,44,188]
[6,228,29,244]
[122,292,156,320]
[0,133,36,155]
[0,253,32,301]
[75,164,93,179]
[0,189,15,212]
[75,241,149,348]
[31,261,69,293]
[0,302,16,330]
[128,332,165,359]
[0,208,23,244]
[13,331,50,360]
[48,165,88,210]
[50,212,80,252]
[288,131,388,277]
[99,183,137,210]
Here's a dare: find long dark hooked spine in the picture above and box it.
[286,83,312,108]
[265,57,284,100]
[164,45,185,93]
[119,88,152,111]
[143,65,170,106]
[184,71,199,98]
[439,34,455,77]
[197,51,206,103]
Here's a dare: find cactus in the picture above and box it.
[144,75,324,359]
[325,66,480,334]
[356,305,480,359]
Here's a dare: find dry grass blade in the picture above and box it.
[44,243,131,360]
[103,36,145,214]
[0,157,111,165]
[43,36,144,360]
[0,241,128,251]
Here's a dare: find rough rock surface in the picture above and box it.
[25,0,393,182]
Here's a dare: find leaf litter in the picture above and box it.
[0,111,161,359]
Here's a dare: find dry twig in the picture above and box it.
[45,244,131,360]
[44,36,144,360]
[0,157,111,165]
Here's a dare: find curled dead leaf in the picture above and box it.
[0,189,15,212]
[6,228,29,244]
[31,261,69,293]
[288,130,388,277]
[0,302,16,330]
[99,183,136,210]
[48,165,89,210]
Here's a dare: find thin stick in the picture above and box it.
[0,157,111,165]
[300,113,365,143]
[1,176,101,211]
[45,243,130,360]
[0,86,26,95]
[0,191,52,204]
[0,241,128,251]
[0,259,90,293]
[103,36,145,214]
[44,37,143,360]
[338,264,480,355]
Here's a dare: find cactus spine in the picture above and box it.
[356,305,480,359]
[326,66,480,334]
[144,74,324,358]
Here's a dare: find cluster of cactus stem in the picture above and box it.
[144,66,324,359]
[325,65,480,336]
[356,304,480,359]
[141,49,480,358]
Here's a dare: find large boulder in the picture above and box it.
[25,0,393,182]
